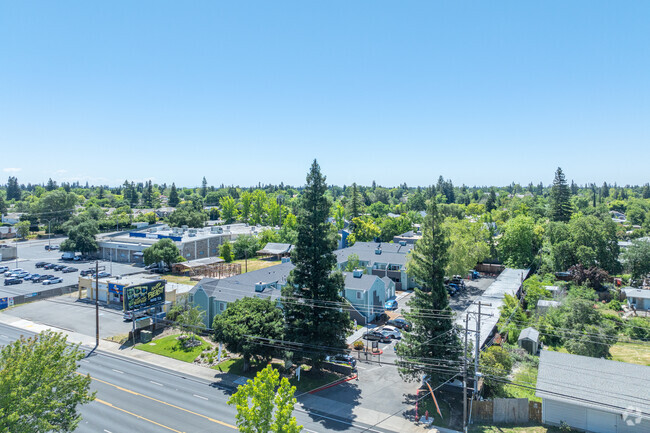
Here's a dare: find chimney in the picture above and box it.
[353,269,363,278]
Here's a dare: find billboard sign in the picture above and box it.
[108,283,124,295]
[124,280,165,311]
[0,298,7,310]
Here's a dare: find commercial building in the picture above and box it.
[96,223,267,264]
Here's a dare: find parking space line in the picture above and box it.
[193,394,208,400]
[112,369,124,374]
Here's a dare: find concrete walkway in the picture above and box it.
[0,312,459,433]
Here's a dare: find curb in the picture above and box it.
[308,373,358,394]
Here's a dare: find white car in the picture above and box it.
[380,326,402,339]
[43,277,63,285]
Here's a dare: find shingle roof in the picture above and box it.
[518,327,539,342]
[536,350,650,415]
[174,257,224,268]
[335,241,413,267]
[623,288,650,300]
[343,272,381,292]
[257,243,292,255]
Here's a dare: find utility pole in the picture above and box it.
[463,313,469,433]
[94,260,99,348]
[474,301,481,395]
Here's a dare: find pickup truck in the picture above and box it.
[61,252,76,260]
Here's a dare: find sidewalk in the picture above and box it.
[0,313,458,433]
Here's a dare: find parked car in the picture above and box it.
[21,273,34,280]
[73,256,82,261]
[384,299,398,310]
[4,278,23,285]
[379,325,402,339]
[25,274,41,281]
[35,274,54,282]
[387,317,411,331]
[45,245,59,250]
[446,283,459,296]
[43,263,57,270]
[362,330,392,343]
[35,262,48,268]
[80,269,95,276]
[62,267,78,273]
[43,277,63,285]
[0,266,8,273]
[123,307,157,321]
[97,271,111,278]
[53,264,67,271]
[61,252,76,260]
[326,354,357,368]
[11,271,29,279]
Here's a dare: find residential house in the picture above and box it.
[536,350,650,432]
[517,327,539,354]
[1,212,23,225]
[392,230,422,245]
[623,288,650,311]
[343,270,395,325]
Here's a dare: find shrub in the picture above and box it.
[353,340,364,350]
[607,299,622,311]
[625,317,650,340]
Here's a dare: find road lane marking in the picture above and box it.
[104,430,112,433]
[150,381,163,386]
[80,374,236,430]
[111,369,124,374]
[193,394,208,400]
[94,398,184,433]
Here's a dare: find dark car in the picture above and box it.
[326,354,357,368]
[53,264,67,271]
[34,274,54,282]
[387,317,412,331]
[35,262,48,268]
[362,331,392,343]
[4,278,23,286]
[43,263,57,270]
[24,273,41,281]
[62,267,78,273]
[80,269,95,276]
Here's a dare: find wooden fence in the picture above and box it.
[472,398,541,424]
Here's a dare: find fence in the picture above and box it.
[0,284,78,311]
[472,398,541,424]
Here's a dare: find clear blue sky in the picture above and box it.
[1,1,648,188]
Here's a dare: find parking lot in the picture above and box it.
[0,238,145,298]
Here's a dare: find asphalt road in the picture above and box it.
[0,323,400,433]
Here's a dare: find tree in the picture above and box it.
[220,195,239,223]
[622,239,650,280]
[344,253,361,272]
[168,183,180,207]
[396,200,461,383]
[349,182,362,219]
[379,215,412,242]
[228,364,302,433]
[498,215,539,268]
[143,238,182,269]
[0,331,95,433]
[240,191,253,222]
[479,346,513,397]
[38,190,78,224]
[220,242,233,263]
[485,188,497,212]
[60,220,99,255]
[176,305,205,342]
[444,217,489,277]
[16,220,30,239]
[282,160,350,367]
[6,176,21,200]
[549,167,572,222]
[251,190,267,225]
[213,297,284,372]
[0,193,7,216]
[232,235,260,260]
[350,216,380,242]
[200,177,208,198]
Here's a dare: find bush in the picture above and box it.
[353,340,364,350]
[625,317,650,340]
[607,299,622,311]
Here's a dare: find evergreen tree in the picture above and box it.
[601,182,610,198]
[350,183,361,219]
[486,188,497,212]
[45,178,57,191]
[168,183,180,207]
[6,176,21,200]
[201,176,208,198]
[643,183,650,199]
[396,200,461,383]
[0,193,6,216]
[282,160,350,368]
[570,180,578,195]
[549,167,573,222]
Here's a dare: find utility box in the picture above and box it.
[140,330,152,343]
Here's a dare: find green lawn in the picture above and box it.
[418,394,453,428]
[136,334,211,363]
[469,425,563,433]
[504,363,540,402]
[610,341,650,366]
[214,358,342,393]
[232,258,280,273]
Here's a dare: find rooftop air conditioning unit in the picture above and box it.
[255,282,265,292]
[375,248,382,255]
[353,269,363,278]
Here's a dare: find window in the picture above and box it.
[199,251,204,255]
[220,302,226,311]
[356,291,362,300]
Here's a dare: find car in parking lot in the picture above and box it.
[34,274,55,282]
[35,262,48,268]
[384,299,398,310]
[362,330,392,343]
[25,273,41,281]
[43,277,63,285]
[97,271,111,278]
[45,245,59,250]
[80,269,95,276]
[8,271,29,279]
[379,325,402,339]
[62,267,78,273]
[4,277,23,285]
[387,317,411,331]
[43,263,57,270]
[0,266,9,273]
[53,264,67,271]
[326,353,357,368]
[4,268,25,276]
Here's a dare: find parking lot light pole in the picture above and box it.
[88,260,99,357]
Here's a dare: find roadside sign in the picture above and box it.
[124,280,165,311]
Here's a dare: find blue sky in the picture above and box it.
[1,1,648,188]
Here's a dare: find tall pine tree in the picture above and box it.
[283,160,350,368]
[396,200,461,383]
[168,183,180,207]
[549,167,572,222]
[6,176,21,200]
[200,177,208,198]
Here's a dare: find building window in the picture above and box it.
[356,291,361,300]
[220,302,226,311]
[199,251,204,255]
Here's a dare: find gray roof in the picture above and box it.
[174,257,224,268]
[191,262,294,304]
[257,243,292,255]
[335,241,413,267]
[343,272,381,292]
[518,327,539,342]
[536,350,650,416]
[623,288,650,300]
[537,299,561,308]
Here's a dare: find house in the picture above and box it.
[256,243,293,259]
[517,327,539,354]
[622,288,650,311]
[335,241,414,290]
[0,226,17,240]
[537,299,561,314]
[343,270,395,325]
[392,230,422,245]
[536,350,650,432]
[1,212,23,225]
[189,262,294,327]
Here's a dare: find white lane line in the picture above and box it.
[193,394,208,400]
[104,430,113,433]
[0,334,8,338]
[111,369,124,374]
[150,381,163,386]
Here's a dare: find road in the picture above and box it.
[0,323,400,433]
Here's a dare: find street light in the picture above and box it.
[43,218,56,251]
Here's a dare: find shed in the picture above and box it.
[517,327,539,354]
[622,288,650,311]
[544,285,564,299]
[256,243,293,258]
[537,299,561,314]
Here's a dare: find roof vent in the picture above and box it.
[353,269,363,278]
[399,241,407,246]
[375,248,382,255]
[255,282,265,292]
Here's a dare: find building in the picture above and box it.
[343,270,395,324]
[1,213,23,225]
[189,262,294,327]
[623,288,650,311]
[256,243,293,259]
[96,223,267,264]
[79,274,167,310]
[335,241,415,290]
[0,226,17,239]
[537,299,562,314]
[517,327,539,354]
[0,244,17,260]
[392,230,422,245]
[171,257,225,275]
[544,285,565,299]
[536,350,650,432]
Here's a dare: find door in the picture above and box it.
[586,408,617,433]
